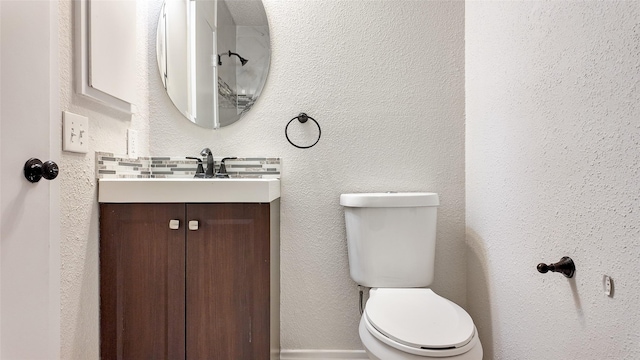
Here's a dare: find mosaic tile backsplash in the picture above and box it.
[96,152,281,179]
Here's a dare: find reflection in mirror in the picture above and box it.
[157,0,270,129]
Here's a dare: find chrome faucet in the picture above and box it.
[200,148,214,178]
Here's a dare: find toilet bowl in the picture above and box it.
[340,193,483,360]
[358,288,482,360]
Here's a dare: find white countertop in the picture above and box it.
[98,178,280,203]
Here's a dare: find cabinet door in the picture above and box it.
[186,203,270,359]
[100,203,186,360]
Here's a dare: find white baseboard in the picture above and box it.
[280,349,368,360]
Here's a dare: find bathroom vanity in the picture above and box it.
[98,179,280,359]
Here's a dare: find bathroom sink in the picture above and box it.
[98,178,280,203]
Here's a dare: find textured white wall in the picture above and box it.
[148,0,466,351]
[58,0,151,358]
[466,2,640,359]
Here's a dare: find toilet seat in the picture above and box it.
[363,288,478,358]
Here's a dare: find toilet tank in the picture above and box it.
[340,192,439,288]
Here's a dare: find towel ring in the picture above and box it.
[285,113,321,149]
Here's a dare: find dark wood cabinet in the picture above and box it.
[99,201,280,360]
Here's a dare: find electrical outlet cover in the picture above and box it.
[603,275,613,297]
[127,129,138,158]
[63,111,89,153]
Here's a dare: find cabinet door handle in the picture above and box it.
[188,220,199,231]
[169,219,180,230]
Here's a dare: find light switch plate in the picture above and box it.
[63,111,89,153]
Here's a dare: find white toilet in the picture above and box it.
[340,192,483,360]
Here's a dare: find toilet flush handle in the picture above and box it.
[537,256,575,278]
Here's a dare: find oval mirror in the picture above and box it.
[156,0,271,129]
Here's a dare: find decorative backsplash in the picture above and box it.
[96,152,281,179]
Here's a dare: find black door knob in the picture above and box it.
[24,158,59,183]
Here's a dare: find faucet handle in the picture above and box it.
[186,157,205,178]
[215,157,238,178]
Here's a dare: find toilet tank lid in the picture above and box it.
[340,192,439,208]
